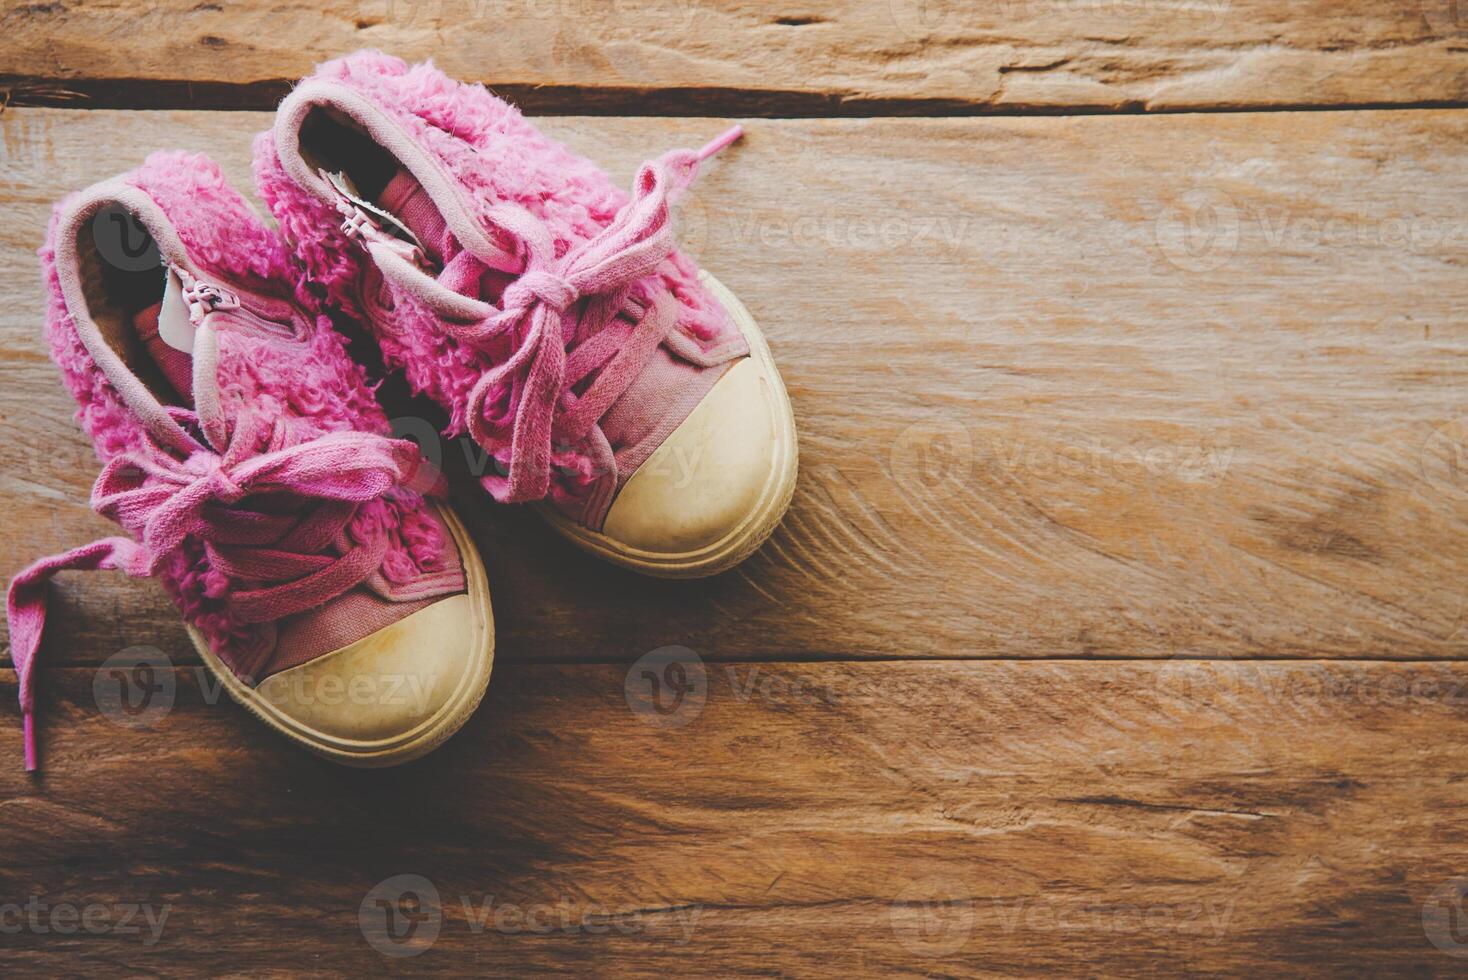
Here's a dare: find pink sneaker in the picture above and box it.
[254,51,797,578]
[7,152,494,770]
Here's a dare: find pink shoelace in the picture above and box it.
[342,126,743,505]
[6,410,438,770]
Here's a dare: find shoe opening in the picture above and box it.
[74,205,191,404]
[298,106,401,201]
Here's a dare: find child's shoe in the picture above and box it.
[254,51,797,578]
[7,153,494,770]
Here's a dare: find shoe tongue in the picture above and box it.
[378,168,450,265]
[597,344,706,454]
[133,270,195,402]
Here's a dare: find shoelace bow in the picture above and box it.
[6,410,438,770]
[350,126,742,505]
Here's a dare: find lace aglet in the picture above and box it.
[23,712,36,772]
[695,124,744,162]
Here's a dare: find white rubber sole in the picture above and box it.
[188,502,495,767]
[535,271,799,579]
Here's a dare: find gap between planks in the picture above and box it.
[6,78,1468,117]
[15,656,1468,670]
[6,0,1467,118]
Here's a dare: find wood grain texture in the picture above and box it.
[2,660,1467,974]
[2,0,1467,113]
[1,107,1465,666]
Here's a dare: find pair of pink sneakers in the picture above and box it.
[8,52,797,770]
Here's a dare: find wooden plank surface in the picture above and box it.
[2,3,1466,976]
[2,107,1465,666]
[2,0,1467,113]
[2,660,1466,974]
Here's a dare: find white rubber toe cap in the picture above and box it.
[254,594,479,743]
[602,357,780,555]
